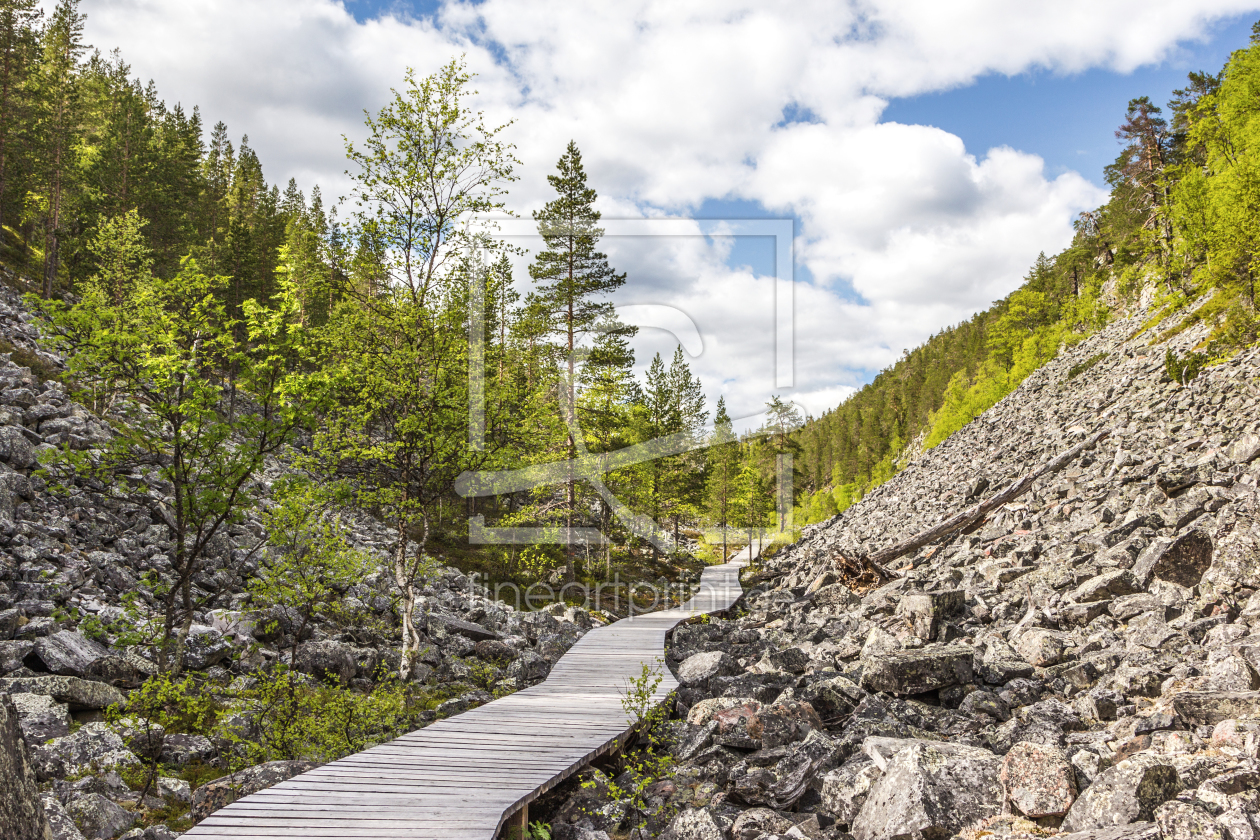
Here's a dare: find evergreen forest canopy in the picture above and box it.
[3,1,1260,673]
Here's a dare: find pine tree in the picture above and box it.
[529,140,626,577]
[0,0,40,231]
[34,0,85,295]
[704,396,738,561]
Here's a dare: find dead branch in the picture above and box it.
[862,428,1110,579]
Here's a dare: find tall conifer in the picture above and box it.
[530,140,626,577]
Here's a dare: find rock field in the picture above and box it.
[6,269,1260,840]
[545,302,1260,840]
[0,277,595,840]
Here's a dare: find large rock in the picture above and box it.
[190,760,317,821]
[0,695,53,840]
[750,700,822,748]
[82,656,144,689]
[896,589,965,641]
[676,651,739,686]
[1070,570,1141,604]
[0,425,37,468]
[859,644,974,695]
[729,808,793,840]
[39,794,82,840]
[1001,741,1077,817]
[800,674,864,723]
[0,676,126,711]
[812,583,860,609]
[295,640,358,684]
[426,613,499,642]
[1154,800,1227,840]
[23,632,108,677]
[1061,755,1180,833]
[10,692,70,742]
[820,755,881,827]
[1015,628,1070,667]
[29,722,140,780]
[1171,691,1260,726]
[851,740,1003,840]
[660,806,727,840]
[1133,530,1213,588]
[65,793,135,840]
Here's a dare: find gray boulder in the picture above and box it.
[296,640,358,684]
[158,732,216,766]
[64,794,134,840]
[0,695,53,840]
[896,589,964,641]
[23,632,108,677]
[39,794,82,840]
[0,425,37,468]
[851,740,1002,840]
[1172,690,1260,726]
[1154,800,1227,840]
[1061,755,1180,833]
[506,650,549,685]
[676,651,739,685]
[0,676,126,711]
[800,674,863,722]
[820,755,881,827]
[1070,570,1141,604]
[660,807,727,840]
[729,807,793,840]
[11,692,70,742]
[427,613,499,642]
[767,646,809,674]
[1133,530,1213,588]
[1228,432,1260,464]
[859,644,974,695]
[29,723,139,780]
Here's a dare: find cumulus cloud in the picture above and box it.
[74,0,1255,414]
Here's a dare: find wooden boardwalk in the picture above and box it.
[185,544,756,839]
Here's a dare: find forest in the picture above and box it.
[0,0,802,671]
[3,0,1260,670]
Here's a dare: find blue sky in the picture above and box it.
[884,15,1257,189]
[77,0,1260,419]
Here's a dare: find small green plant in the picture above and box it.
[1165,348,1208,384]
[107,674,217,801]
[604,661,678,831]
[1066,352,1107,380]
[215,668,424,768]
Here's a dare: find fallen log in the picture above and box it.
[860,427,1110,579]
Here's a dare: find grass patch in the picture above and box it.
[1066,352,1107,381]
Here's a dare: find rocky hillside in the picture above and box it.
[0,274,597,840]
[540,298,1260,840]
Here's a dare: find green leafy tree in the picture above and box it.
[34,211,310,672]
[250,481,374,668]
[318,59,516,680]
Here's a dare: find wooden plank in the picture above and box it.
[182,546,755,840]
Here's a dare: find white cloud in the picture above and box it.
[74,0,1256,415]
